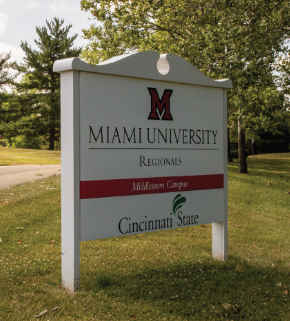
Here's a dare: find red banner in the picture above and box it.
[80,174,224,199]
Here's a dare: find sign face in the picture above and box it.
[54,51,232,291]
[79,73,224,241]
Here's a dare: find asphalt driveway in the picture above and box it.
[0,165,61,189]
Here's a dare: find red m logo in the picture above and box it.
[148,88,173,120]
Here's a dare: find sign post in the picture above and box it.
[54,51,232,292]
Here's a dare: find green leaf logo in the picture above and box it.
[172,194,186,215]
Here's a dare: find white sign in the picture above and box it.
[54,51,232,291]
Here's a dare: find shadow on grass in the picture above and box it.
[80,255,290,320]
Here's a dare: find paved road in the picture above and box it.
[0,165,61,189]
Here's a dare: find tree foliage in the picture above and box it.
[81,0,290,172]
[17,17,82,150]
[0,52,18,146]
[0,52,16,91]
[277,51,290,105]
[0,93,44,148]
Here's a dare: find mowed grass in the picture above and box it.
[0,147,60,165]
[0,153,290,320]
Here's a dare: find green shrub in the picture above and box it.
[11,135,43,149]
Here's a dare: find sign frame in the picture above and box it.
[54,51,232,292]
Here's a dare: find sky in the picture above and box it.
[0,0,93,64]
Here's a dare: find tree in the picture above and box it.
[0,52,16,91]
[80,0,290,172]
[0,51,16,113]
[0,52,18,146]
[18,17,82,150]
[0,93,47,148]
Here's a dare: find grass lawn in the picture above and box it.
[0,147,60,165]
[0,153,289,320]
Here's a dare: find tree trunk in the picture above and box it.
[227,129,233,162]
[238,115,247,173]
[48,127,55,150]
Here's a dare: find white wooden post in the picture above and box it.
[212,89,228,261]
[60,71,81,291]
